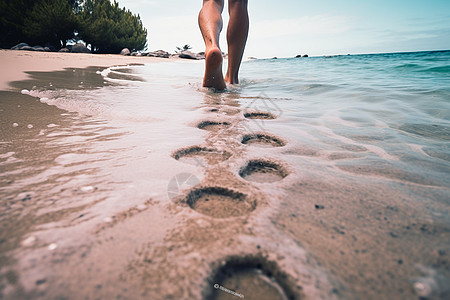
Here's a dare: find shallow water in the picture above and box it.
[0,51,449,299]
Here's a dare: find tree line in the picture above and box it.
[0,0,147,53]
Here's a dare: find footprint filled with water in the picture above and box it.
[239,159,288,183]
[184,186,256,218]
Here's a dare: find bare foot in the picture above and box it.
[203,47,226,91]
[225,72,239,85]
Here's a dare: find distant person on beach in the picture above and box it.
[199,0,249,90]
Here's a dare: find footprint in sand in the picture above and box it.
[198,120,231,131]
[239,159,288,183]
[241,133,286,148]
[244,111,276,120]
[184,186,256,218]
[172,146,232,166]
[208,255,301,300]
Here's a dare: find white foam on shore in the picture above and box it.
[98,65,145,84]
[30,86,162,123]
[23,64,204,124]
[99,68,111,79]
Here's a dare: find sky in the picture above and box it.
[117,0,450,58]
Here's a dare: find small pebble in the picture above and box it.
[21,236,37,247]
[21,194,32,201]
[21,89,30,95]
[18,191,32,198]
[137,204,147,211]
[12,123,19,127]
[80,186,95,193]
[27,124,34,129]
[414,282,425,292]
[413,280,432,297]
[104,217,113,223]
[48,243,58,251]
[315,204,325,210]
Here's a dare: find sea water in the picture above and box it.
[0,51,449,299]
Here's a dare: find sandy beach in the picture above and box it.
[0,50,449,300]
[0,49,170,91]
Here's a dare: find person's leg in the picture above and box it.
[225,0,249,84]
[199,0,226,90]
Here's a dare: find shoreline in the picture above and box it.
[0,49,178,91]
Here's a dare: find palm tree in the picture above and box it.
[176,44,192,53]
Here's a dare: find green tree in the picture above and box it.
[0,0,147,52]
[78,0,147,53]
[23,0,78,48]
[0,0,36,47]
[0,0,79,48]
[68,0,82,11]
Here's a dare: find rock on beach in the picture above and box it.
[71,43,91,53]
[120,48,131,56]
[11,43,29,50]
[11,42,51,52]
[179,50,205,60]
[146,50,170,58]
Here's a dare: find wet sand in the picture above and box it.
[0,83,335,299]
[0,52,449,300]
[0,50,168,91]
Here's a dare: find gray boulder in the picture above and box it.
[71,43,90,53]
[147,50,170,58]
[32,45,45,52]
[179,50,204,60]
[59,48,70,53]
[44,47,51,52]
[11,43,29,50]
[20,45,33,51]
[120,48,130,56]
